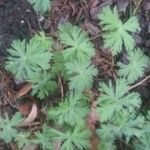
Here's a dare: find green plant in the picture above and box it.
[51,51,67,77]
[99,6,140,55]
[59,23,95,62]
[97,6,150,149]
[34,125,52,150]
[118,48,149,83]
[3,3,150,149]
[97,78,141,122]
[65,61,97,93]
[14,132,31,148]
[0,113,23,143]
[133,112,150,150]
[29,71,57,99]
[48,94,89,126]
[50,125,91,150]
[5,32,53,80]
[27,0,51,14]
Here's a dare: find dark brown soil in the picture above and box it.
[0,0,39,58]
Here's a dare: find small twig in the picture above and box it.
[27,20,36,34]
[128,75,150,91]
[90,34,101,41]
[58,75,64,101]
[18,121,41,127]
[133,0,142,15]
[36,13,43,31]
[3,95,18,109]
[63,0,68,6]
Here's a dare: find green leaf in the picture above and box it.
[0,113,23,143]
[34,125,52,150]
[29,71,57,99]
[5,32,53,80]
[118,49,149,83]
[48,94,89,126]
[97,78,141,122]
[115,113,144,141]
[59,23,95,62]
[51,51,67,78]
[27,0,51,14]
[134,133,150,150]
[97,112,144,149]
[50,125,91,150]
[99,6,140,55]
[15,132,31,148]
[133,112,150,150]
[65,61,97,93]
[97,126,117,150]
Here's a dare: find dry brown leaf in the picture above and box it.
[53,140,62,150]
[23,144,39,150]
[19,104,38,126]
[16,82,32,98]
[86,101,99,150]
[18,102,33,116]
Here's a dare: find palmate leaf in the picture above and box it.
[48,94,89,126]
[115,112,144,141]
[134,112,150,150]
[50,125,91,150]
[58,23,95,62]
[99,6,140,55]
[34,125,52,150]
[97,78,141,122]
[97,124,117,150]
[15,132,31,148]
[29,71,57,99]
[5,32,53,80]
[118,48,149,83]
[0,113,23,143]
[51,51,67,78]
[134,133,150,150]
[97,112,144,149]
[65,61,97,93]
[27,0,51,14]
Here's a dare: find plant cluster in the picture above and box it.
[97,6,150,149]
[1,2,150,150]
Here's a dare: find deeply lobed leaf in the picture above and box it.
[29,71,57,99]
[0,113,23,143]
[65,61,97,93]
[50,125,91,150]
[27,0,51,14]
[5,32,53,80]
[48,94,89,126]
[97,78,141,122]
[59,23,95,62]
[118,48,149,83]
[99,6,140,55]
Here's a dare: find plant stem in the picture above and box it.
[133,0,142,15]
[128,75,150,91]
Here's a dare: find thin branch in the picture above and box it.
[128,75,150,91]
[58,75,64,101]
[133,0,142,15]
[3,95,18,109]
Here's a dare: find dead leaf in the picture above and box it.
[18,102,33,116]
[53,140,62,150]
[86,101,99,150]
[23,144,39,150]
[83,22,100,36]
[16,82,32,98]
[19,104,38,126]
